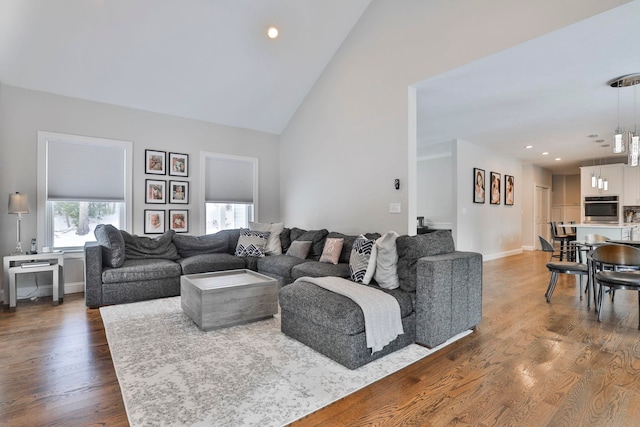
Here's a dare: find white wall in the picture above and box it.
[417,141,453,229]
[279,0,630,235]
[522,163,554,250]
[0,84,280,299]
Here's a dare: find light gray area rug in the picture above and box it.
[101,296,471,427]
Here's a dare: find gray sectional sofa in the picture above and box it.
[84,225,482,369]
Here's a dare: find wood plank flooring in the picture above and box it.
[1,250,640,426]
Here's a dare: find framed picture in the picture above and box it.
[169,152,189,177]
[144,210,165,234]
[490,172,501,205]
[505,175,514,206]
[473,168,485,204]
[169,180,189,204]
[145,179,166,204]
[145,149,166,175]
[169,210,189,233]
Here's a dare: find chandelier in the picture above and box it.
[610,73,640,166]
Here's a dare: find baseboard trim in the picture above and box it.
[483,248,523,261]
[1,282,84,303]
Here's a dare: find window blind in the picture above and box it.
[47,140,126,201]
[204,156,255,203]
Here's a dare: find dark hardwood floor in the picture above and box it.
[2,250,640,426]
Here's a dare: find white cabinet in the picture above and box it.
[580,164,624,197]
[623,165,640,206]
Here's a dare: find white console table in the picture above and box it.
[3,252,65,311]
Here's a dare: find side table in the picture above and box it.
[3,252,65,311]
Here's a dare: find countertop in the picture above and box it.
[560,223,639,228]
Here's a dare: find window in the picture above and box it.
[37,132,132,250]
[201,153,258,234]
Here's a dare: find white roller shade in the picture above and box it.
[47,140,126,201]
[205,156,254,203]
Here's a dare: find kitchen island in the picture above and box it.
[563,223,639,241]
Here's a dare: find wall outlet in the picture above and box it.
[389,203,401,214]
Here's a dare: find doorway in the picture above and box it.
[534,183,551,249]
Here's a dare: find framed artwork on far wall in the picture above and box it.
[473,168,485,204]
[145,179,166,204]
[144,209,165,234]
[490,172,501,205]
[169,180,189,204]
[145,149,166,175]
[169,210,188,233]
[169,152,189,177]
[505,175,514,206]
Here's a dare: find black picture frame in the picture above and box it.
[169,180,189,204]
[145,179,166,204]
[473,168,485,204]
[168,152,189,177]
[490,172,501,205]
[145,149,166,175]
[169,210,189,233]
[505,175,514,206]
[144,209,165,234]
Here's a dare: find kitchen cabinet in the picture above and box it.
[623,165,640,205]
[580,164,624,196]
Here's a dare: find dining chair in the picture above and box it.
[589,244,640,329]
[549,222,576,261]
[539,236,588,303]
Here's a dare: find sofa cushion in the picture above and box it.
[172,232,229,258]
[396,230,455,292]
[293,228,329,260]
[94,224,126,268]
[286,240,312,259]
[257,255,310,278]
[374,231,400,290]
[279,281,413,335]
[349,235,377,284]
[178,253,247,275]
[280,228,292,253]
[120,230,180,260]
[249,222,284,255]
[319,238,344,265]
[102,258,182,284]
[235,229,270,257]
[291,261,350,281]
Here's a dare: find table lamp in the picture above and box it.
[8,192,30,255]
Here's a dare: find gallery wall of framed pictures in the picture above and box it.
[473,167,514,206]
[143,149,190,233]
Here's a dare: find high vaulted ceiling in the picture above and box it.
[0,0,370,135]
[416,0,640,174]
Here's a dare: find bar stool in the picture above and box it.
[549,222,576,261]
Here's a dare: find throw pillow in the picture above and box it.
[235,229,270,257]
[94,224,126,268]
[293,229,329,260]
[319,238,344,264]
[120,230,180,260]
[172,232,229,258]
[286,240,312,259]
[249,221,284,255]
[349,235,377,284]
[374,231,400,289]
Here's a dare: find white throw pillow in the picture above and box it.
[249,222,284,255]
[374,231,400,289]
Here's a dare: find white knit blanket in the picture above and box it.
[296,276,404,354]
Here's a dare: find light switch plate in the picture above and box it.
[389,203,401,213]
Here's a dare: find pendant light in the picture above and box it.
[629,83,639,166]
[613,83,627,153]
[609,74,640,163]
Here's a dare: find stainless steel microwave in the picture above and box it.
[584,195,619,224]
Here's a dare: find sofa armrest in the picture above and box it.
[84,242,104,308]
[415,251,482,348]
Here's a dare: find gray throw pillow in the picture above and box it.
[120,230,180,260]
[286,240,312,259]
[294,229,328,260]
[94,224,126,268]
[173,232,229,258]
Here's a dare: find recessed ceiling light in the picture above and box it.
[555,157,561,161]
[595,139,605,143]
[588,134,598,138]
[267,26,279,39]
[601,144,610,147]
[525,145,533,149]
[542,152,549,155]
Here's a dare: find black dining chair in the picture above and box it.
[590,244,640,329]
[549,222,576,261]
[539,236,588,303]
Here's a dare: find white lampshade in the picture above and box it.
[8,192,30,214]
